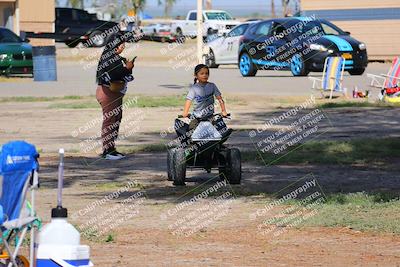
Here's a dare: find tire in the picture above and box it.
[89,30,106,47]
[348,68,365,75]
[290,54,309,76]
[226,148,241,184]
[173,148,186,186]
[239,52,257,77]
[167,148,175,181]
[176,28,185,43]
[205,49,219,68]
[65,40,79,48]
[0,256,29,267]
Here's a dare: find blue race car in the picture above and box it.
[238,17,368,77]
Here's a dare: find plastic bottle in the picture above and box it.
[36,149,92,267]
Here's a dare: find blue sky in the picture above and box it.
[58,0,299,17]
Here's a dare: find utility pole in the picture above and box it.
[197,0,203,64]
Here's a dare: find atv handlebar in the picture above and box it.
[178,113,231,119]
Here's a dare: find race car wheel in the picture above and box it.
[239,53,257,77]
[290,54,309,76]
[348,68,365,75]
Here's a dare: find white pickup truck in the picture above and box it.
[171,10,240,37]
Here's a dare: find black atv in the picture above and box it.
[167,113,241,186]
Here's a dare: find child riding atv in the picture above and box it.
[167,64,241,186]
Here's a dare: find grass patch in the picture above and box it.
[93,181,145,190]
[256,192,400,234]
[243,137,400,165]
[118,143,167,154]
[0,95,84,103]
[134,95,185,108]
[302,192,400,234]
[48,95,186,109]
[316,101,398,109]
[48,101,99,109]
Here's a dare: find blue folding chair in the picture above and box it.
[309,56,347,99]
[0,141,40,267]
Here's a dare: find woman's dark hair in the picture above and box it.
[193,64,209,85]
[105,32,125,51]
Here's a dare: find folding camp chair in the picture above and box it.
[309,56,346,99]
[0,141,40,267]
[367,57,400,89]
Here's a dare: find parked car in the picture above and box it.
[204,21,259,68]
[238,17,368,77]
[55,8,119,47]
[0,27,32,76]
[25,8,120,48]
[171,10,240,38]
[141,23,171,35]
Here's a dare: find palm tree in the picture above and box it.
[158,0,177,17]
[282,0,291,17]
[271,0,276,18]
[205,0,212,10]
[131,0,146,27]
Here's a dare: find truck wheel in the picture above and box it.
[239,53,257,77]
[167,148,176,181]
[173,148,186,186]
[176,28,185,43]
[206,49,219,68]
[226,148,241,184]
[89,30,106,47]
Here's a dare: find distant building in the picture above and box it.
[300,0,400,61]
[0,0,54,45]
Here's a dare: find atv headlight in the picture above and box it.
[0,54,8,60]
[309,44,328,52]
[359,43,366,50]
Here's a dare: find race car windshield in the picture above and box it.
[294,20,345,36]
[296,21,324,36]
[206,12,233,20]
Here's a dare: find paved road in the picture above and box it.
[0,60,388,98]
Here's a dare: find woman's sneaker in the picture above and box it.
[102,150,124,160]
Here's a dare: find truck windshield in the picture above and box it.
[205,12,233,20]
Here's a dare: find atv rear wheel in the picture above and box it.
[226,148,241,184]
[167,148,176,181]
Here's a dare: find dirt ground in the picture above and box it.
[2,97,400,266]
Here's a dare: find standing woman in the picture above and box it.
[96,32,135,160]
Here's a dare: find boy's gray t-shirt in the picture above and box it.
[186,82,221,118]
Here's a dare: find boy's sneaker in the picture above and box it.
[113,151,126,158]
[102,150,124,160]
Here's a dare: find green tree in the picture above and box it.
[68,0,84,8]
[131,0,146,27]
[158,0,177,17]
